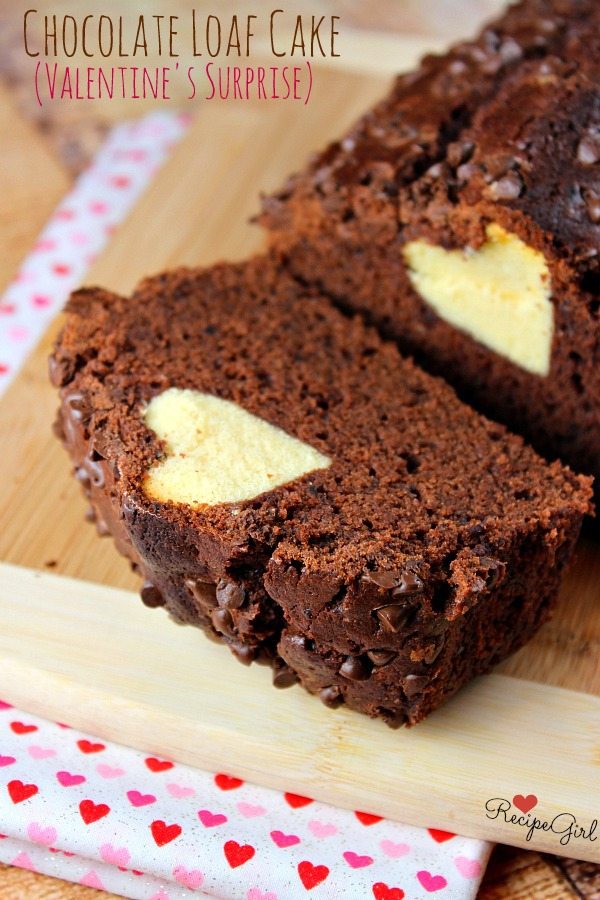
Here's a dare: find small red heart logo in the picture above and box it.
[150,820,182,846]
[79,799,110,824]
[7,780,38,804]
[355,811,383,826]
[223,839,255,868]
[297,860,330,890]
[77,739,105,754]
[215,773,243,791]
[284,792,313,809]
[145,756,174,773]
[427,828,456,843]
[10,721,38,735]
[513,793,538,813]
[372,884,405,900]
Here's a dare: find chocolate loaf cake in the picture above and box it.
[50,256,592,726]
[260,0,600,485]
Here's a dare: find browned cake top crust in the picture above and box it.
[50,255,592,620]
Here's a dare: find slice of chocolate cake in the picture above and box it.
[260,0,600,486]
[50,255,592,726]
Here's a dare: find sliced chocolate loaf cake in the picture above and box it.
[50,256,592,726]
[260,0,600,484]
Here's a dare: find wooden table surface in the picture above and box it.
[0,1,598,897]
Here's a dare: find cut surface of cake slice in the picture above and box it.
[50,255,592,725]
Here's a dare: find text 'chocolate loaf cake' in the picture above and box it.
[50,255,592,726]
[260,0,600,486]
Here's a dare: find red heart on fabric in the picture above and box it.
[145,757,174,773]
[513,794,538,813]
[284,792,313,809]
[224,839,255,868]
[416,870,448,893]
[214,773,243,791]
[428,828,456,843]
[56,771,86,787]
[150,820,182,846]
[270,830,301,848]
[10,721,38,735]
[372,884,405,900]
[7,780,38,803]
[355,811,383,826]
[297,860,330,890]
[127,790,156,807]
[77,739,105,754]
[197,809,228,827]
[79,800,110,824]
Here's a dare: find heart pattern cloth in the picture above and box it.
[0,700,491,899]
[0,115,492,897]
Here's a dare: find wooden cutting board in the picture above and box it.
[0,38,599,862]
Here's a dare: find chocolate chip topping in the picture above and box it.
[185,578,218,611]
[375,603,413,633]
[140,581,165,608]
[211,607,235,636]
[403,674,429,698]
[339,655,370,681]
[319,686,344,708]
[272,660,299,689]
[216,579,246,609]
[366,649,397,667]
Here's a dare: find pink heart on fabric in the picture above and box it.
[380,839,411,858]
[127,790,156,807]
[0,304,15,315]
[96,763,124,778]
[27,823,57,846]
[12,851,35,871]
[198,809,227,827]
[81,871,105,890]
[32,295,52,308]
[343,851,374,869]
[308,820,338,838]
[173,865,204,890]
[8,326,29,342]
[89,201,108,215]
[0,700,13,709]
[167,782,195,799]
[270,830,301,848]
[0,756,16,767]
[417,871,448,893]
[247,889,278,900]
[237,802,266,818]
[33,239,56,252]
[28,745,56,760]
[100,843,131,868]
[454,856,483,879]
[150,892,170,900]
[56,771,86,787]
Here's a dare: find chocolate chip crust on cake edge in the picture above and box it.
[259,0,600,484]
[49,259,592,727]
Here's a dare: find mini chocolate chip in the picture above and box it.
[75,465,91,489]
[216,579,246,609]
[140,581,165,608]
[403,674,429,698]
[366,649,397,667]
[84,456,106,489]
[584,189,600,223]
[577,134,600,166]
[392,571,424,597]
[478,556,504,589]
[375,603,412,633]
[339,655,370,681]
[230,642,255,666]
[211,607,235,636]
[185,578,218,611]
[272,663,298,689]
[319,686,344,708]
[487,171,522,200]
[365,569,401,590]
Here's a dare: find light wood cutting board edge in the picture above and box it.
[0,561,599,862]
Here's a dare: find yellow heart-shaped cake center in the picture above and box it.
[143,388,331,507]
[403,223,553,376]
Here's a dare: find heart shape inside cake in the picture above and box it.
[403,223,553,376]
